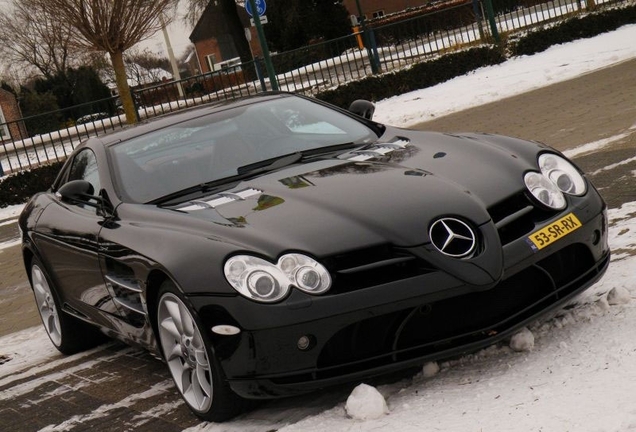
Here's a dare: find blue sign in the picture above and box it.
[245,0,266,17]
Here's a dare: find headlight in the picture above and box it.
[224,253,331,303]
[538,153,586,196]
[524,171,566,210]
[278,253,331,294]
[525,153,587,210]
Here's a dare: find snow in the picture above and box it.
[509,327,535,352]
[345,384,389,420]
[3,23,636,432]
[0,203,25,221]
[421,361,441,378]
[607,286,631,305]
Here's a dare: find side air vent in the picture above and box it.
[105,274,146,316]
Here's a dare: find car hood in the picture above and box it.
[167,131,544,256]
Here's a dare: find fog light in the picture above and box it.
[297,335,313,351]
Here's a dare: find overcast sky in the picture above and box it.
[136,5,195,58]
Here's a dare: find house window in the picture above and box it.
[0,106,9,141]
[372,10,385,19]
[205,53,217,72]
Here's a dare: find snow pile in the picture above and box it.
[421,361,440,378]
[509,327,535,352]
[345,383,389,420]
[607,286,631,305]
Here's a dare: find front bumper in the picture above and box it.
[188,194,609,399]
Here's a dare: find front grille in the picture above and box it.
[488,191,557,245]
[322,244,435,294]
[280,244,605,382]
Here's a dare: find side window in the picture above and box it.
[68,149,101,194]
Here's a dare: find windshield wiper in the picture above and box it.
[149,180,240,206]
[237,142,363,175]
[237,152,303,175]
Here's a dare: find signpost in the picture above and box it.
[245,0,278,91]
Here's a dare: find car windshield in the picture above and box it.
[110,96,379,203]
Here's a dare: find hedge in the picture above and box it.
[0,162,63,209]
[509,4,636,56]
[316,47,506,109]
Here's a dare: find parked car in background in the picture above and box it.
[19,92,609,421]
[76,112,110,125]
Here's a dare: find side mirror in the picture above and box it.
[348,100,375,120]
[57,180,95,202]
[56,180,115,218]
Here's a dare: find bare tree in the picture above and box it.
[125,49,172,86]
[0,0,79,79]
[181,0,209,26]
[33,0,179,124]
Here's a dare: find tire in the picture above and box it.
[30,257,103,355]
[156,280,246,422]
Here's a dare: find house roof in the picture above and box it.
[189,1,251,43]
[0,88,17,103]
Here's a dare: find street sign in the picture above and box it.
[250,15,268,26]
[245,0,266,17]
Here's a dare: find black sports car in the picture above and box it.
[19,93,609,421]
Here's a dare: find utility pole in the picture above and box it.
[160,15,184,98]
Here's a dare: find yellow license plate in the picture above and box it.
[527,212,582,250]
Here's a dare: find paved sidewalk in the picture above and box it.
[0,244,38,337]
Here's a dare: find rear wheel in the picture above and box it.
[156,281,245,421]
[31,257,102,354]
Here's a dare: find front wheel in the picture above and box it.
[156,281,245,421]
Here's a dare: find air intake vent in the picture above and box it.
[178,188,262,211]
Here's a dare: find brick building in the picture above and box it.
[0,88,26,142]
[342,0,430,20]
[189,1,262,74]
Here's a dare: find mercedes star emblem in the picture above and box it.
[429,218,476,257]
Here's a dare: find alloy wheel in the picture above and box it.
[157,292,213,413]
[32,264,62,346]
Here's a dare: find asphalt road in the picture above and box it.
[1,58,635,431]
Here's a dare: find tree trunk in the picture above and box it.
[110,50,138,125]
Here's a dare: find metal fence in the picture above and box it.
[0,0,625,176]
